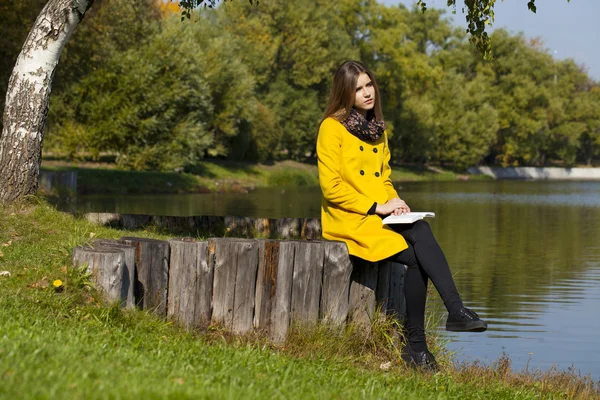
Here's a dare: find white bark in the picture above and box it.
[0,0,93,202]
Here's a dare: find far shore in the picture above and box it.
[39,159,486,196]
[468,166,600,180]
[39,159,600,197]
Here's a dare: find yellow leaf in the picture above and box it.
[89,232,96,238]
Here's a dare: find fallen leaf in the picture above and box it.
[0,271,11,277]
[0,250,3,258]
[60,266,68,274]
[1,241,11,247]
[379,361,392,371]
[89,232,96,238]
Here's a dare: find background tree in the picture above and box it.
[0,0,47,128]
[0,0,590,203]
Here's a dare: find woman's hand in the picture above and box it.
[375,198,410,216]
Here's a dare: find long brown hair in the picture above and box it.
[322,60,384,123]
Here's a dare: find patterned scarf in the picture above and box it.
[341,108,386,142]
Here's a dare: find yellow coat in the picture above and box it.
[317,117,408,262]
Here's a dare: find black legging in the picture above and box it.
[387,220,463,352]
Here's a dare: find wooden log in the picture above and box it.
[376,261,392,315]
[85,213,121,227]
[224,216,254,237]
[120,214,152,230]
[269,241,296,343]
[273,218,301,239]
[152,216,196,233]
[209,238,259,334]
[93,239,136,309]
[72,245,125,304]
[300,218,322,240]
[385,261,407,320]
[194,216,225,237]
[167,238,212,329]
[290,241,324,326]
[120,237,170,316]
[254,240,280,331]
[321,241,352,325]
[253,218,272,238]
[348,257,379,332]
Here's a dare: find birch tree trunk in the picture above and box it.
[0,0,93,202]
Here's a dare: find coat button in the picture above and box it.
[375,172,380,177]
[373,148,378,153]
[360,146,364,151]
[360,170,365,175]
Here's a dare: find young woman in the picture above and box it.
[317,60,487,371]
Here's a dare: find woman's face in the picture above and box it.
[353,72,375,117]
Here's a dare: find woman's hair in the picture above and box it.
[322,60,384,122]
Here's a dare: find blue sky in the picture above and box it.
[381,0,599,81]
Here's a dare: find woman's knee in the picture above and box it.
[411,220,434,240]
[399,220,433,244]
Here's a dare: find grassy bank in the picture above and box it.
[0,200,597,399]
[40,158,478,195]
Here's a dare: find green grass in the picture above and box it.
[40,158,485,195]
[0,199,596,399]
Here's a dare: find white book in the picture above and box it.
[382,212,435,225]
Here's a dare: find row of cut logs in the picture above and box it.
[84,213,322,240]
[73,237,406,341]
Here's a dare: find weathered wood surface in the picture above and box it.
[209,238,259,334]
[321,241,352,325]
[84,213,324,240]
[269,241,296,343]
[254,240,280,331]
[300,218,322,240]
[73,245,125,304]
[76,234,408,342]
[120,214,152,230]
[274,218,301,239]
[376,261,407,320]
[195,216,225,237]
[152,216,196,233]
[85,213,120,227]
[349,257,379,332]
[120,237,170,315]
[224,216,254,237]
[253,218,272,237]
[94,239,136,308]
[290,241,324,326]
[167,238,212,329]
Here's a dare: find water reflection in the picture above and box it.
[52,181,600,379]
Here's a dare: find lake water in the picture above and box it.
[53,181,600,380]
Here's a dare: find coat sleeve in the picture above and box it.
[317,119,375,215]
[382,132,400,201]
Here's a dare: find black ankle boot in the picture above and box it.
[401,344,439,372]
[446,306,488,332]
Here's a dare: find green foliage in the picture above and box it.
[267,167,318,187]
[38,0,600,172]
